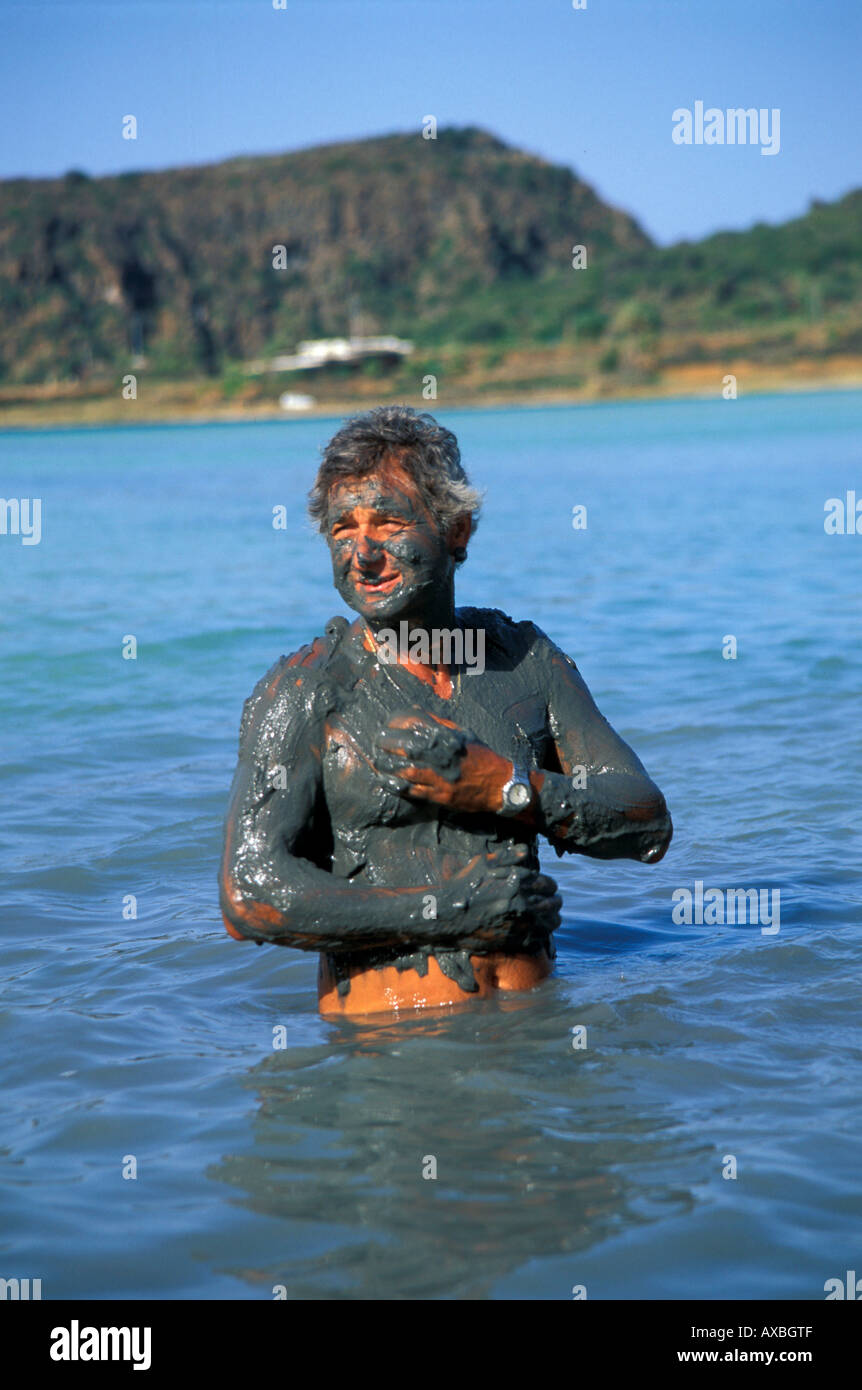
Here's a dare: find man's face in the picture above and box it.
[325,464,452,622]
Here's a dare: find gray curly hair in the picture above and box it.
[308,405,482,556]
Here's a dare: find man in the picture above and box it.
[219,405,672,1016]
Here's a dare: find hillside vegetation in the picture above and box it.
[1,125,860,413]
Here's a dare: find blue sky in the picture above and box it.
[1,0,859,244]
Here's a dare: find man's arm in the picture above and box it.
[372,625,672,864]
[219,655,560,951]
[528,633,672,863]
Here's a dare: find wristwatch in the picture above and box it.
[499,760,533,816]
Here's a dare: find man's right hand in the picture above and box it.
[432,843,562,950]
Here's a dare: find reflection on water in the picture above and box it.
[209,976,700,1299]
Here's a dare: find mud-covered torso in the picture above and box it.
[318,608,553,887]
[227,597,668,996]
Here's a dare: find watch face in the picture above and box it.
[508,781,531,809]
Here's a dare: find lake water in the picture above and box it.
[1,391,860,1300]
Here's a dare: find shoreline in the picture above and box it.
[2,358,862,430]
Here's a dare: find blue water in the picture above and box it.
[1,392,860,1300]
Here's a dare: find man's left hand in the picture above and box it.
[373,711,514,815]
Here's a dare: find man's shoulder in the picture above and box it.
[457,606,582,687]
[456,606,554,660]
[283,613,353,674]
[238,615,352,747]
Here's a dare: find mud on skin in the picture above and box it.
[219,607,672,995]
[327,475,456,628]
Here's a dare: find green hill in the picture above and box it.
[0,126,648,384]
[1,125,860,405]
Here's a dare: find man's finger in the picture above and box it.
[374,749,420,774]
[381,774,410,795]
[377,760,437,788]
[485,843,530,866]
[529,873,560,896]
[376,727,436,755]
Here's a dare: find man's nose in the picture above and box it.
[355,536,383,570]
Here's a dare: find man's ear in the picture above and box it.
[447,513,472,555]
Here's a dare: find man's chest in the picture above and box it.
[319,663,551,829]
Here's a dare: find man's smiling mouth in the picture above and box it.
[354,573,400,593]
